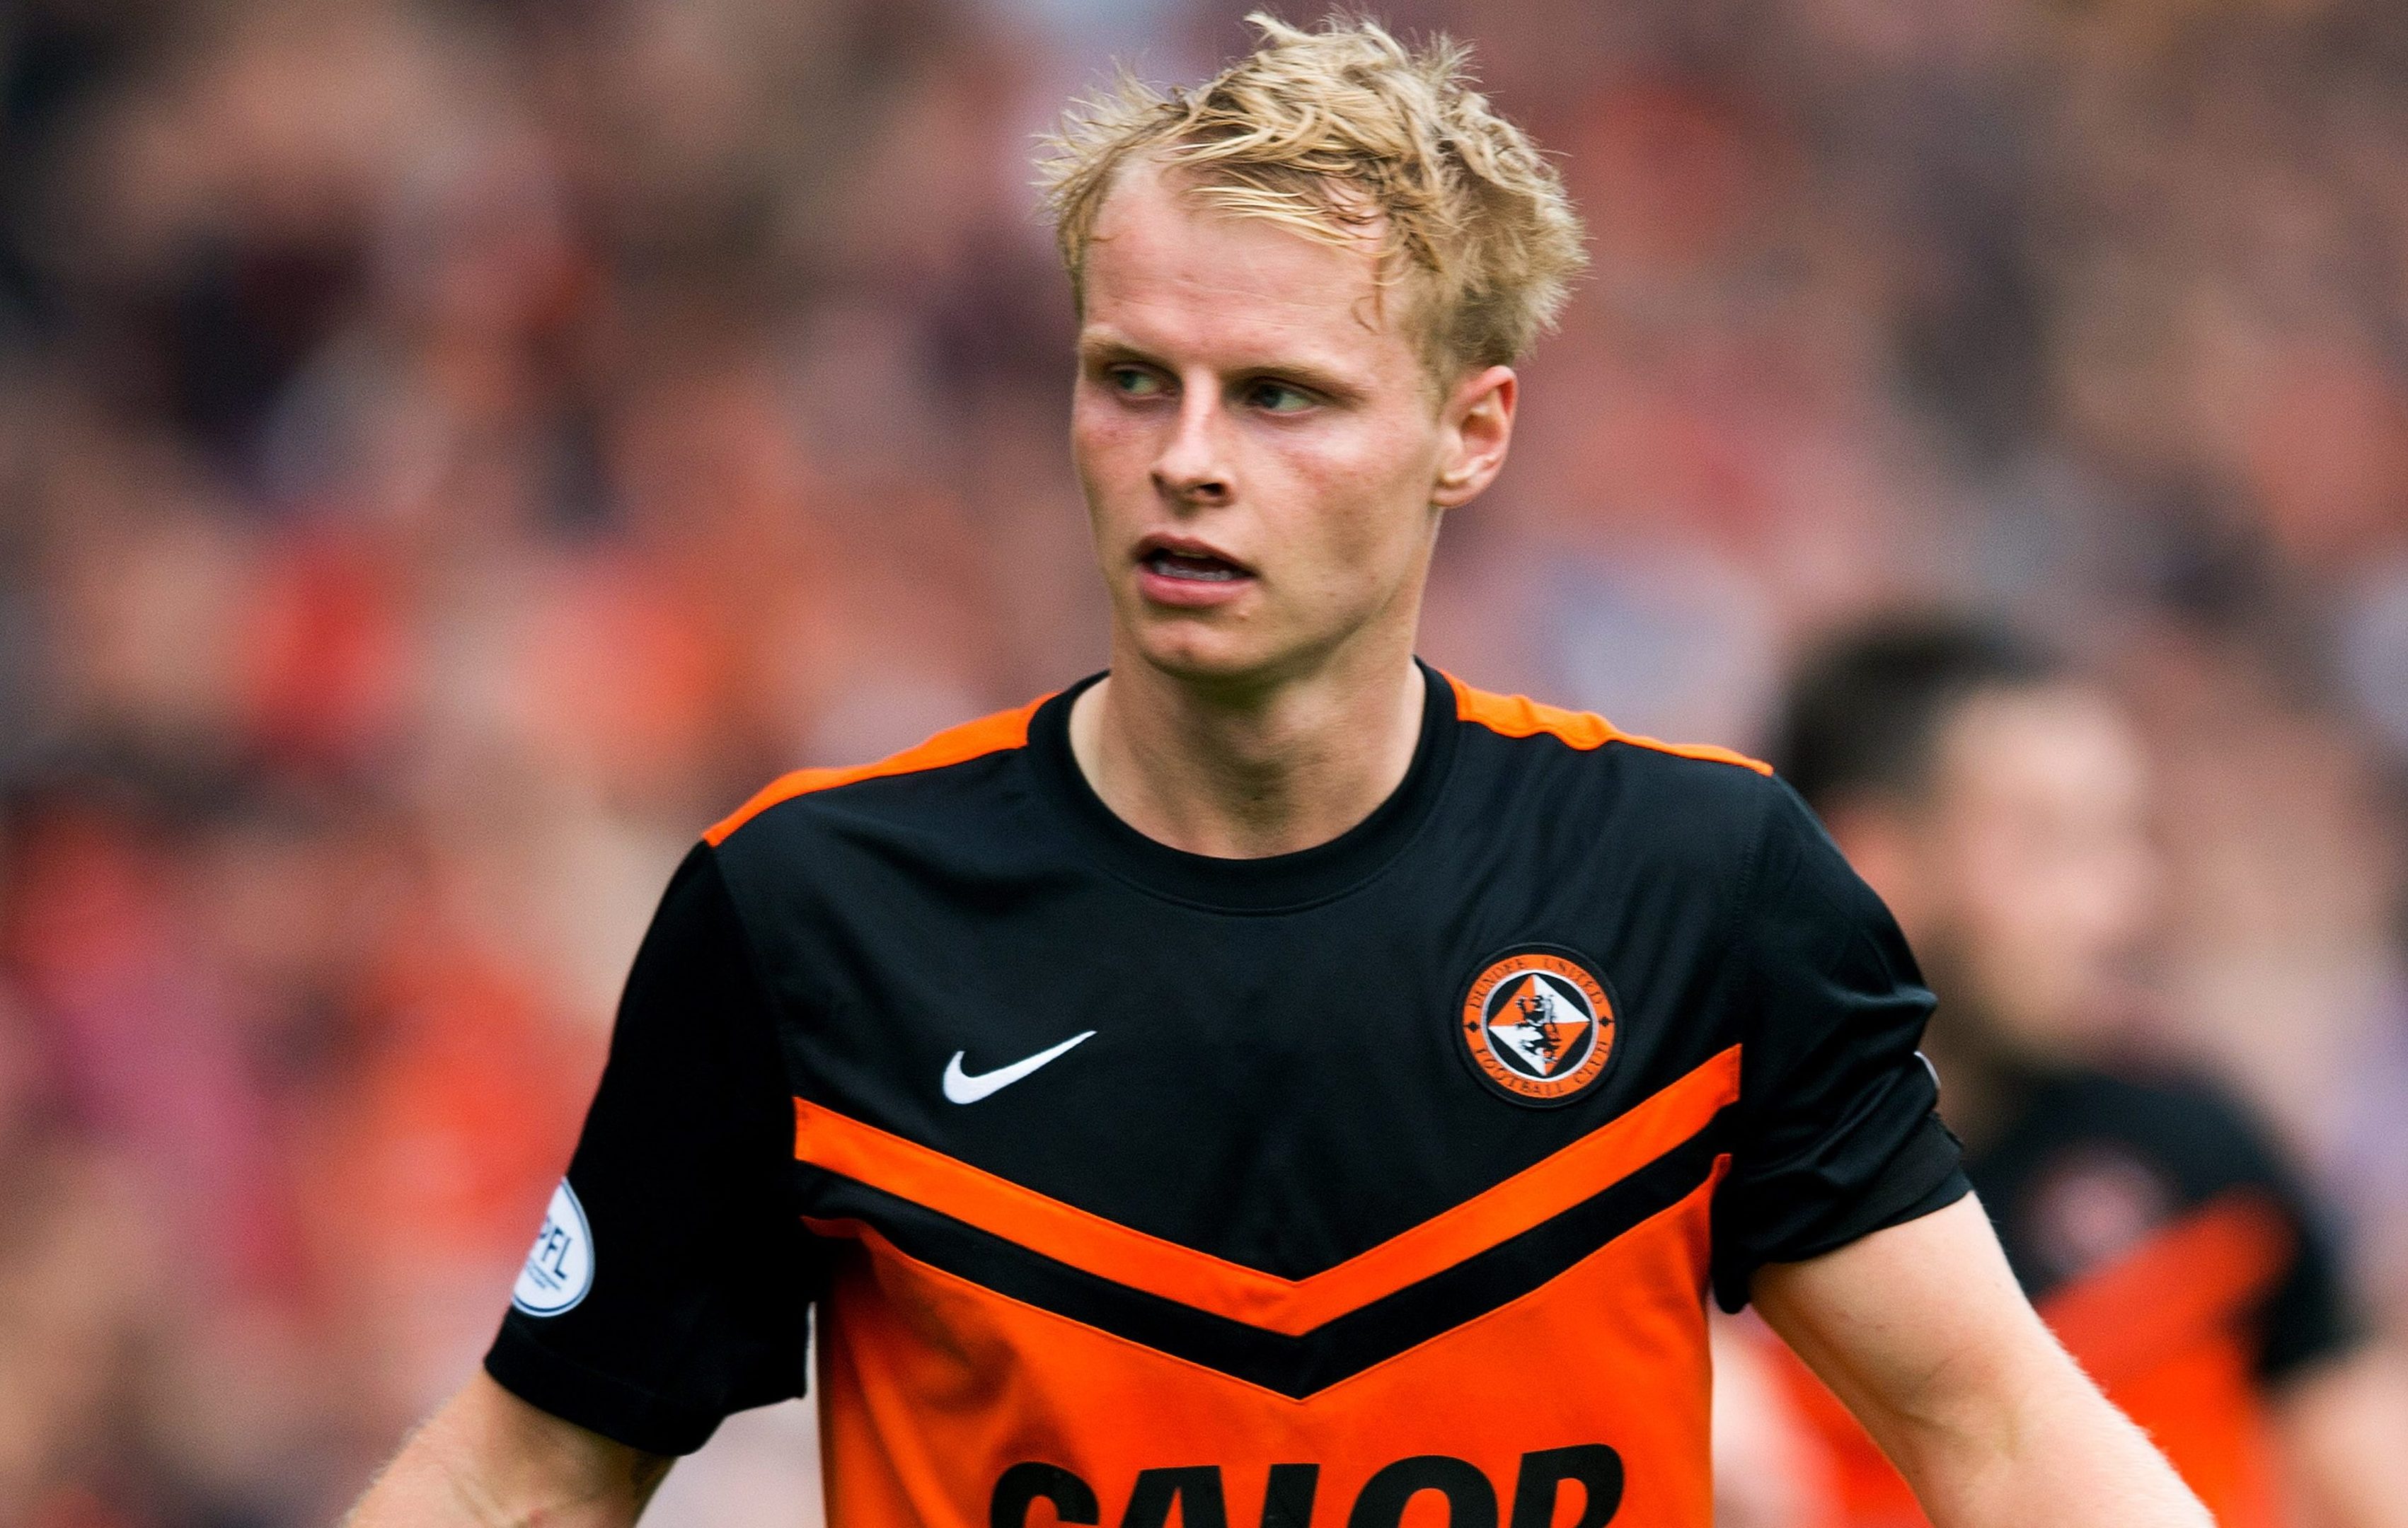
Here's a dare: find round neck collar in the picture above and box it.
[1024,660,1459,913]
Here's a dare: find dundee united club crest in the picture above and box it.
[1458,947,1618,1106]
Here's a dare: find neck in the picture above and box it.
[1068,640,1429,860]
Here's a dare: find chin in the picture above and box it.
[1123,617,1291,687]
[1132,637,1272,683]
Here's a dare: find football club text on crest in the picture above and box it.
[1458,947,1618,1106]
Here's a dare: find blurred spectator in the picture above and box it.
[0,921,159,1527]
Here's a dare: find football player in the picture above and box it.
[1763,618,2408,1528]
[350,19,2208,1528]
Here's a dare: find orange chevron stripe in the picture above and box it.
[1444,673,1773,775]
[705,694,1052,846]
[793,1045,1741,1335]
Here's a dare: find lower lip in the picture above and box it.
[1136,561,1255,608]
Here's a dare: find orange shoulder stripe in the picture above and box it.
[1442,672,1772,775]
[705,694,1053,846]
[793,1044,1740,1335]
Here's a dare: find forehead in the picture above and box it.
[1936,686,2148,811]
[1079,163,1416,373]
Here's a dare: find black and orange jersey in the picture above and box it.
[1778,1067,2359,1528]
[484,661,1966,1528]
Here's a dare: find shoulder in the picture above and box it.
[704,692,1052,853]
[1442,671,1781,833]
[1443,671,1773,780]
[1443,671,1844,898]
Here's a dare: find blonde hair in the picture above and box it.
[1039,13,1586,376]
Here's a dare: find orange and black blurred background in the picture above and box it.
[4,1,2407,1524]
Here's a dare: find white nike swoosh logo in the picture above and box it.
[942,1031,1097,1104]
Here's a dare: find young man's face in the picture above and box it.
[1070,163,1512,688]
[1899,685,2163,1061]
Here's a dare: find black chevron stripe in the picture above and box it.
[794,1112,1729,1398]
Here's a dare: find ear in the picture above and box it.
[1431,364,1516,509]
[1820,801,1932,937]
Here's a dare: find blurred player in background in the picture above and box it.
[1761,618,2408,1528]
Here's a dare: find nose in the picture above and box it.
[1151,386,1233,508]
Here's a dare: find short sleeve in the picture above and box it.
[484,843,819,1454]
[1711,781,1969,1311]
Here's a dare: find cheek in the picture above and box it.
[1070,399,1148,505]
[1958,845,2132,1014]
[1942,828,2051,953]
[1270,487,1418,620]
[1964,839,2078,949]
[1275,426,1437,575]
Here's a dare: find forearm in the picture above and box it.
[1873,1336,2208,1528]
[347,1372,672,1528]
[1757,1197,2207,1528]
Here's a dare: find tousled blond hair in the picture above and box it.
[1039,13,1586,377]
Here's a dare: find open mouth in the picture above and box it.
[1141,548,1249,582]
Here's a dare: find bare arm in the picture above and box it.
[345,1372,673,1528]
[1753,1196,2208,1528]
[2279,1343,2408,1528]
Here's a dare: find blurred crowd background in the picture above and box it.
[4,0,2408,1523]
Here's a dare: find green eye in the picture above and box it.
[1109,366,1164,398]
[1249,381,1313,414]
